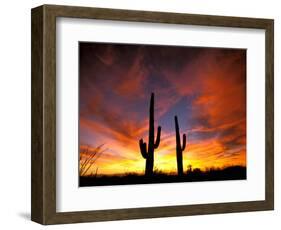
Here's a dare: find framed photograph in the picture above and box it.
[31,4,274,225]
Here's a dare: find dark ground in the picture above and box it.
[79,166,246,187]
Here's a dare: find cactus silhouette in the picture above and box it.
[139,93,161,176]
[174,116,186,176]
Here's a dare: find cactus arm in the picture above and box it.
[139,139,148,159]
[154,126,161,148]
[182,134,186,151]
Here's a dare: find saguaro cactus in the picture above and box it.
[139,93,161,176]
[174,116,186,176]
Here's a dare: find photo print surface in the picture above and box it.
[79,42,246,187]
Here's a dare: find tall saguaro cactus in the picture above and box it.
[174,116,186,176]
[139,93,161,176]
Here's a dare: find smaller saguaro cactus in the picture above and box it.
[139,93,161,176]
[174,116,186,176]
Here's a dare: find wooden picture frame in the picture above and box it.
[31,4,274,225]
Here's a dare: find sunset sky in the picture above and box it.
[79,42,246,176]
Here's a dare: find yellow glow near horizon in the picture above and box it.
[80,139,246,176]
